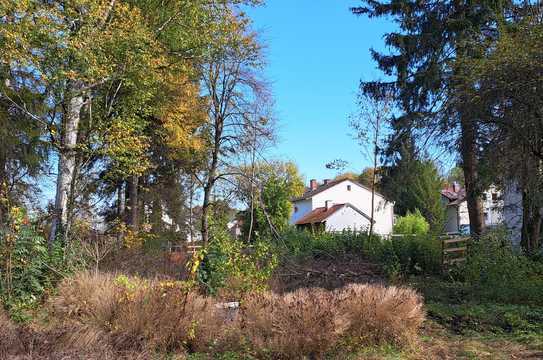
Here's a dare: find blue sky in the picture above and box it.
[246,1,395,183]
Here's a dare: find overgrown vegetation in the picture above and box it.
[0,207,84,321]
[276,228,441,280]
[393,210,430,235]
[462,229,543,305]
[196,226,278,297]
[1,272,424,358]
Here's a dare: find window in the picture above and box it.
[492,193,498,202]
[347,185,351,191]
[482,193,487,201]
[294,206,298,213]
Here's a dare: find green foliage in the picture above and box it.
[463,229,543,305]
[276,228,367,259]
[277,228,441,279]
[364,234,442,279]
[0,208,84,321]
[197,226,278,296]
[241,161,304,240]
[382,159,445,232]
[427,301,543,336]
[394,210,430,235]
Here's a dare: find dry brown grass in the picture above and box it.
[241,284,424,358]
[336,284,425,348]
[51,272,121,353]
[0,307,23,357]
[49,272,233,354]
[241,288,347,358]
[45,272,424,358]
[112,282,226,352]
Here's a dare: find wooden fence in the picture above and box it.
[440,235,470,268]
[164,242,202,256]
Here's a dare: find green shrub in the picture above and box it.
[277,227,440,279]
[393,210,430,235]
[463,228,543,305]
[0,207,84,321]
[277,227,367,258]
[363,234,441,279]
[197,226,278,297]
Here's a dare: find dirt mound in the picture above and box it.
[272,253,385,293]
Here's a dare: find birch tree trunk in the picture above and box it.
[49,93,84,246]
[127,175,139,230]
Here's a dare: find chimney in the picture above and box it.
[310,179,318,190]
[323,179,331,185]
[325,200,333,210]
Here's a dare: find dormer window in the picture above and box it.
[347,185,351,191]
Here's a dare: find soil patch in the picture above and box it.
[271,253,385,293]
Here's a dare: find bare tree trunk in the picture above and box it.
[201,181,213,244]
[49,93,84,246]
[521,189,542,253]
[201,116,222,244]
[247,123,257,243]
[188,175,194,242]
[368,117,380,239]
[0,149,7,227]
[127,175,139,231]
[460,116,485,237]
[117,181,125,219]
[117,181,125,242]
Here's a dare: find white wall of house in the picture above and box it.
[445,186,505,234]
[290,199,312,225]
[290,180,394,235]
[325,205,371,232]
[310,180,393,235]
[444,205,459,233]
[458,201,470,226]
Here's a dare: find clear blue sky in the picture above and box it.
[246,1,395,183]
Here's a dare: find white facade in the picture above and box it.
[325,205,372,232]
[444,185,505,234]
[290,179,394,235]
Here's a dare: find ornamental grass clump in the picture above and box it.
[241,284,424,358]
[0,307,23,357]
[50,272,236,354]
[336,284,425,348]
[49,272,424,358]
[241,288,347,358]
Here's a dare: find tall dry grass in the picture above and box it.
[51,272,120,353]
[336,284,425,347]
[0,307,23,357]
[241,284,424,358]
[241,288,347,358]
[46,272,424,358]
[50,272,233,354]
[112,282,226,352]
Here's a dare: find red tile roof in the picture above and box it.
[295,204,345,225]
[441,186,466,205]
[295,203,373,225]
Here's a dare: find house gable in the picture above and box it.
[290,178,395,235]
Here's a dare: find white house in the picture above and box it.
[290,178,394,235]
[442,182,504,234]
